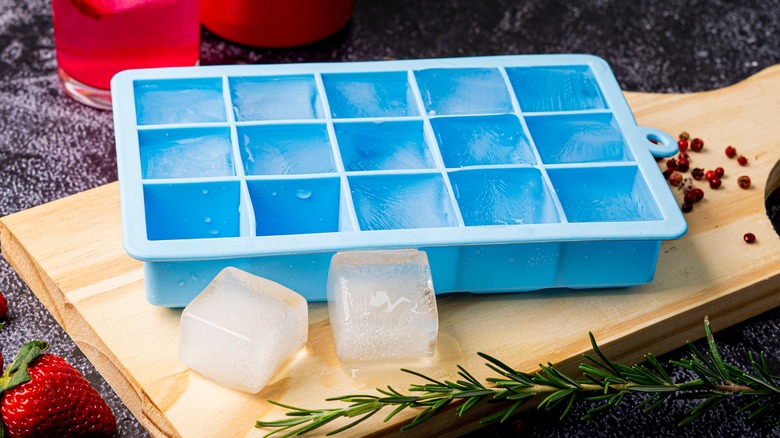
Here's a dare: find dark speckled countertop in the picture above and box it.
[2,0,780,436]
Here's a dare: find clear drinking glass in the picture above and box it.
[51,0,201,110]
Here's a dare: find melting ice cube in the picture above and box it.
[179,267,308,393]
[142,134,234,179]
[231,77,323,121]
[326,250,438,363]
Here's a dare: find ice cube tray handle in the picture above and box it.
[636,127,678,158]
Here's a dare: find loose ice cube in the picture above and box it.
[179,267,308,393]
[327,250,438,363]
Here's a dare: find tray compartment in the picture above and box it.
[448,167,559,226]
[547,166,662,223]
[322,71,417,118]
[134,78,226,125]
[431,114,536,167]
[139,127,235,179]
[506,65,607,112]
[237,123,336,175]
[246,176,343,236]
[349,173,459,230]
[414,67,513,116]
[143,180,243,241]
[334,120,435,171]
[525,113,632,164]
[229,74,324,121]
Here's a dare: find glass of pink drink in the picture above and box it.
[52,0,200,110]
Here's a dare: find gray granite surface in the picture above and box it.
[1,0,780,436]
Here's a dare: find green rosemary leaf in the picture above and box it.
[589,332,624,378]
[546,363,583,389]
[456,396,482,416]
[443,380,471,392]
[480,408,508,424]
[478,352,518,375]
[738,373,773,389]
[608,391,625,407]
[451,389,495,398]
[505,392,535,402]
[291,410,344,436]
[645,353,672,383]
[746,400,773,419]
[625,364,665,386]
[539,388,577,411]
[704,316,731,383]
[458,365,486,388]
[405,399,449,428]
[581,400,613,420]
[636,393,669,413]
[679,394,728,426]
[500,400,525,423]
[559,392,577,420]
[256,417,311,428]
[326,407,381,436]
[736,396,765,415]
[583,394,613,402]
[579,363,613,380]
[327,394,378,402]
[675,392,716,401]
[749,351,777,386]
[624,385,678,393]
[383,403,409,422]
[401,368,446,386]
[265,400,321,414]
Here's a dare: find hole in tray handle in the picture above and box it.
[638,127,677,158]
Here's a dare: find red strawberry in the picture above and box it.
[0,341,116,438]
[0,292,7,320]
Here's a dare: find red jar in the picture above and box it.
[201,0,354,47]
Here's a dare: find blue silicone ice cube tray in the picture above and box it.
[111,54,687,307]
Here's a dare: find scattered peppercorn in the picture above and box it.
[691,168,704,180]
[678,139,689,152]
[705,170,716,180]
[744,232,756,244]
[714,167,725,178]
[668,172,683,187]
[725,146,737,158]
[681,202,693,213]
[662,169,673,179]
[666,158,678,171]
[709,176,722,189]
[737,156,748,166]
[679,177,694,194]
[692,188,704,202]
[683,191,697,204]
[737,175,751,189]
[690,138,704,152]
[677,158,690,172]
[679,131,690,141]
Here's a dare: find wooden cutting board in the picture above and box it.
[2,65,780,438]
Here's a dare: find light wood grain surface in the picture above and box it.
[1,65,780,437]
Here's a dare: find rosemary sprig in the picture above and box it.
[256,318,780,436]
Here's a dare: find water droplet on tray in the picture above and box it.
[296,189,313,199]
